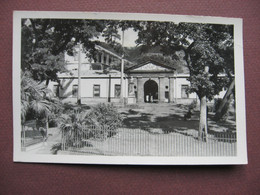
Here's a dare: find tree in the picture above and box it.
[21,19,141,85]
[21,19,107,85]
[134,21,234,141]
[59,109,89,149]
[21,71,61,137]
[214,79,235,120]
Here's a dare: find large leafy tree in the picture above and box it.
[21,18,131,130]
[21,19,139,84]
[134,21,234,141]
[21,19,106,85]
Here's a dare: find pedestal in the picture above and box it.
[128,81,137,104]
[128,96,136,104]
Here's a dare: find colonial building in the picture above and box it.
[49,43,225,104]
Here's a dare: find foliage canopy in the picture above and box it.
[134,21,234,100]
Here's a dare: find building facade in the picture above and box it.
[49,44,225,104]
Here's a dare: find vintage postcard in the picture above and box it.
[13,11,247,165]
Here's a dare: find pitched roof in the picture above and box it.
[96,42,121,57]
[126,59,175,72]
[58,68,124,78]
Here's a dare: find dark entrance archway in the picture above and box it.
[144,80,158,103]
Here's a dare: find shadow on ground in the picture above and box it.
[121,104,236,139]
[122,107,200,133]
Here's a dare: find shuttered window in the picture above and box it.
[114,84,121,98]
[93,85,100,97]
[181,85,189,98]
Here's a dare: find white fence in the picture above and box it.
[60,126,236,156]
[21,128,44,150]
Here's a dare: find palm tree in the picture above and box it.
[21,71,60,141]
[58,109,88,150]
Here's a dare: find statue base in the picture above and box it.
[127,96,136,104]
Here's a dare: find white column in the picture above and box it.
[106,54,110,65]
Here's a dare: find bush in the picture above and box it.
[84,103,123,140]
[59,110,89,149]
[188,100,198,111]
[59,103,123,148]
[207,104,214,113]
[86,103,123,130]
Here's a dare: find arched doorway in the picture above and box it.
[144,80,158,103]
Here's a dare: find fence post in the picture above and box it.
[61,130,63,151]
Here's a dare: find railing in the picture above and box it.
[21,129,44,150]
[21,120,46,150]
[61,127,236,156]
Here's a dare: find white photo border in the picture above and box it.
[13,11,247,165]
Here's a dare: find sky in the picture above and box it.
[122,28,139,47]
[98,28,139,48]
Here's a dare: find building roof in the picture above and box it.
[126,59,176,73]
[58,68,124,78]
[96,42,121,56]
[124,45,190,74]
[62,42,190,78]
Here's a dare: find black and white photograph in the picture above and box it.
[13,11,247,165]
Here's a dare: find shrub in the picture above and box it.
[59,110,89,149]
[51,143,62,154]
[83,103,123,140]
[86,103,123,131]
[188,100,198,111]
[207,104,214,113]
[59,103,123,149]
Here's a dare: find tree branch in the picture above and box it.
[30,19,38,46]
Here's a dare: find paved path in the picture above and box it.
[25,127,61,154]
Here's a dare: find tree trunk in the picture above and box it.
[198,96,208,142]
[215,79,235,120]
[45,117,48,142]
[45,79,49,87]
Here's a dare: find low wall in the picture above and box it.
[175,98,197,105]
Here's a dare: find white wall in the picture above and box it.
[65,51,90,64]
[174,75,227,103]
[49,73,226,103]
[49,76,128,99]
[65,63,92,71]
[174,76,197,99]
